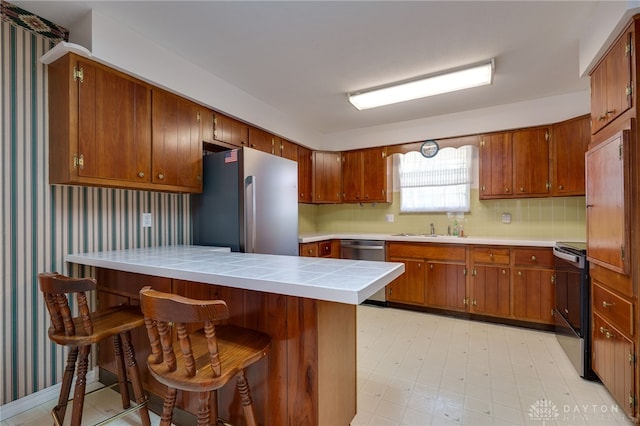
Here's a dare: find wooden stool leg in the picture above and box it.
[121,330,151,426]
[160,387,177,426]
[211,390,219,425]
[113,334,131,409]
[236,370,257,426]
[53,346,78,424]
[70,345,91,426]
[197,391,211,426]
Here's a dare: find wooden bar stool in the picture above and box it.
[38,272,151,426]
[138,286,271,426]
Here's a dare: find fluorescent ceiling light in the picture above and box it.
[348,59,495,110]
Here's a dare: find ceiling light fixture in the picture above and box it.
[348,59,495,110]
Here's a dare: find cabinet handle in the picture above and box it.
[489,252,494,258]
[504,187,510,193]
[138,172,145,178]
[602,301,614,308]
[429,264,434,270]
[558,185,564,190]
[157,173,164,180]
[520,187,525,192]
[307,249,313,254]
[598,114,607,121]
[531,255,537,261]
[472,299,477,306]
[518,271,522,276]
[501,269,506,275]
[606,109,616,116]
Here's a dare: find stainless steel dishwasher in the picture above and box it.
[340,240,387,304]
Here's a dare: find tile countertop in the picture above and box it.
[298,233,567,247]
[65,245,405,305]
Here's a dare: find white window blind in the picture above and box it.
[399,146,474,212]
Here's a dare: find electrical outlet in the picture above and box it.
[142,213,152,228]
[385,214,394,223]
[501,213,512,224]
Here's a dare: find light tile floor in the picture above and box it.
[354,305,635,426]
[2,305,636,425]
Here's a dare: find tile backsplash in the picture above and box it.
[299,189,586,241]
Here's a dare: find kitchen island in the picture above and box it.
[66,245,404,425]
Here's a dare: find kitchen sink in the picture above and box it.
[391,233,439,237]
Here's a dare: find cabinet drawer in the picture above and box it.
[512,248,554,268]
[319,240,333,257]
[590,263,633,298]
[386,243,466,262]
[299,242,318,257]
[472,247,510,265]
[592,281,634,336]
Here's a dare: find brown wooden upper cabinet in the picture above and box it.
[277,138,298,161]
[479,127,550,199]
[312,151,342,203]
[202,110,249,148]
[550,115,590,196]
[590,28,633,135]
[479,132,513,198]
[151,89,203,191]
[48,53,153,189]
[248,127,276,154]
[586,129,630,275]
[48,53,202,193]
[297,146,313,203]
[342,147,391,203]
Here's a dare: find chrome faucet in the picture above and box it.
[429,223,436,236]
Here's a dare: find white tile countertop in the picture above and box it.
[65,245,405,305]
[299,233,566,247]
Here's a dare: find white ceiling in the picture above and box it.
[12,1,613,139]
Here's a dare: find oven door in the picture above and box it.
[554,256,583,333]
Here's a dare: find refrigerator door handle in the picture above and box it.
[245,175,257,253]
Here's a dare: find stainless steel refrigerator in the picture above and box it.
[192,147,299,256]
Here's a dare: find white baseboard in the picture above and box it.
[0,369,97,421]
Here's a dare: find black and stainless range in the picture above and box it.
[553,241,596,380]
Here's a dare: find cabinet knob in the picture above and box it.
[489,252,494,258]
[300,193,304,197]
[502,269,506,275]
[606,109,616,116]
[518,271,522,276]
[531,255,537,261]
[157,173,164,180]
[504,187,510,193]
[429,264,434,270]
[558,185,564,190]
[520,187,525,192]
[602,301,614,308]
[138,172,145,178]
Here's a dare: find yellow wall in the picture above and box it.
[299,189,586,241]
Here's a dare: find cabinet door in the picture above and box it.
[248,127,275,154]
[471,266,510,317]
[512,128,550,196]
[425,262,466,311]
[278,138,298,161]
[219,114,249,147]
[592,313,635,418]
[341,150,363,202]
[312,151,342,203]
[77,59,151,183]
[151,90,202,190]
[591,30,633,134]
[551,115,590,195]
[512,268,554,324]
[387,258,425,305]
[479,132,512,198]
[298,146,313,203]
[586,130,629,274]
[362,147,388,202]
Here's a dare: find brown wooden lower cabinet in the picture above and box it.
[470,265,510,317]
[386,242,554,326]
[512,268,555,324]
[96,268,356,426]
[592,312,635,418]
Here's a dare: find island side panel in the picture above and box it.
[318,300,357,426]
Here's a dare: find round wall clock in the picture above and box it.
[420,140,439,158]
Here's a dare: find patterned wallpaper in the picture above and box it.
[1,2,191,405]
